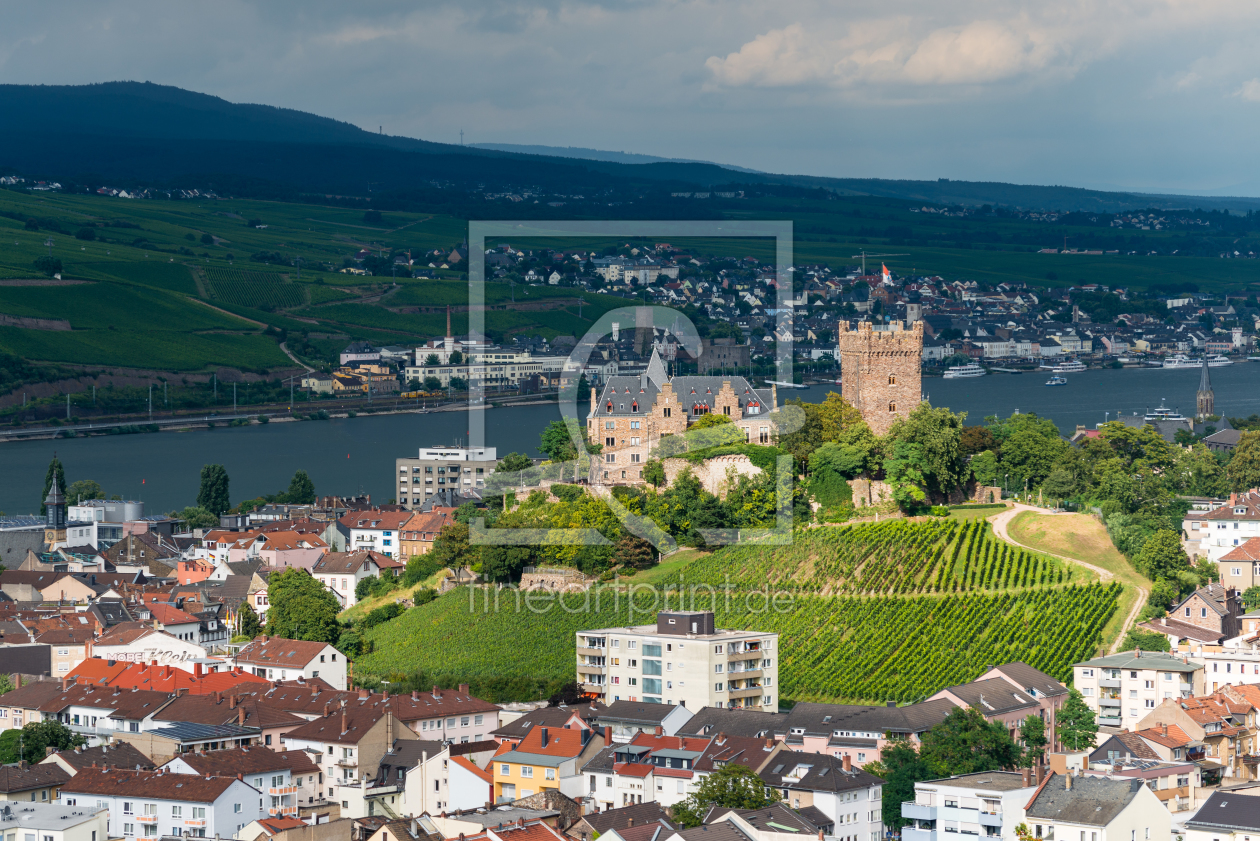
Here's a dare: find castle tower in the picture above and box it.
[1197,356,1215,420]
[836,320,923,436]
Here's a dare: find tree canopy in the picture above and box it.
[265,568,341,644]
[197,464,231,515]
[671,762,780,828]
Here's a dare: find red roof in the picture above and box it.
[1222,538,1260,563]
[257,818,307,835]
[146,603,201,626]
[613,763,654,778]
[68,659,266,695]
[451,754,492,784]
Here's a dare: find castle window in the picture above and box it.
[889,374,896,385]
[723,405,731,416]
[889,401,897,412]
[632,402,638,413]
[664,408,671,418]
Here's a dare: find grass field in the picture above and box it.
[1007,510,1150,652]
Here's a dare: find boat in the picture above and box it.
[765,380,808,389]
[942,362,987,379]
[1144,399,1188,423]
[1161,354,1196,369]
[1045,376,1068,386]
[1208,355,1233,367]
[1039,359,1087,374]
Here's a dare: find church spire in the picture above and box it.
[1197,356,1215,420]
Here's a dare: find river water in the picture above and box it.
[2,363,1259,516]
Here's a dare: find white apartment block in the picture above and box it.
[1072,651,1204,728]
[403,354,567,390]
[0,803,109,841]
[396,447,497,510]
[1184,490,1260,562]
[577,611,778,711]
[902,771,1039,841]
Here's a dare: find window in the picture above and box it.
[501,764,510,775]
[172,807,182,819]
[546,768,556,780]
[461,716,469,726]
[716,683,725,692]
[124,825,134,837]
[475,715,484,725]
[889,374,896,385]
[521,767,534,778]
[889,402,896,412]
[123,803,134,816]
[192,808,205,820]
[234,804,242,814]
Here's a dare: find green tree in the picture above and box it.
[175,506,219,530]
[75,227,97,241]
[1019,715,1047,767]
[238,603,262,638]
[33,256,62,277]
[886,403,970,497]
[40,455,65,516]
[1135,529,1191,581]
[1177,444,1227,497]
[1245,585,1260,611]
[919,706,1023,777]
[0,674,12,695]
[1055,689,1098,751]
[197,464,231,515]
[0,730,19,764]
[402,554,443,587]
[65,479,103,502]
[499,452,534,473]
[429,522,478,572]
[423,376,441,391]
[884,440,930,512]
[4,720,83,764]
[960,426,998,456]
[480,545,531,582]
[873,740,932,831]
[539,419,582,462]
[642,458,666,488]
[449,376,467,391]
[612,534,657,570]
[672,763,780,828]
[970,450,1001,487]
[1121,627,1171,652]
[265,568,341,644]
[1228,432,1260,492]
[285,470,316,504]
[448,350,464,365]
[424,354,440,366]
[1041,467,1077,506]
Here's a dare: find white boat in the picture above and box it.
[1161,354,1196,369]
[1144,399,1187,422]
[1045,376,1068,386]
[1207,355,1233,367]
[1039,360,1087,374]
[943,362,987,379]
[765,380,807,389]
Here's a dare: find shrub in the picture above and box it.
[551,484,586,503]
[75,227,96,241]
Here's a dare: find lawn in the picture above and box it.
[1007,510,1151,653]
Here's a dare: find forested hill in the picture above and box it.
[2,81,1259,213]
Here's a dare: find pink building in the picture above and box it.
[227,531,328,571]
[177,559,216,585]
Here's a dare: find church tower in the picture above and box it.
[1197,356,1215,420]
[44,476,67,547]
[836,320,924,436]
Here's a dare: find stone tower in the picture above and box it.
[1197,356,1215,419]
[837,320,924,436]
[44,475,66,548]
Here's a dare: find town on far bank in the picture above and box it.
[1,281,1260,841]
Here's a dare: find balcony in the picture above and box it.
[903,828,935,841]
[727,686,765,698]
[576,646,606,657]
[903,803,936,822]
[978,813,1003,828]
[1099,697,1121,707]
[184,820,206,828]
[269,806,298,817]
[1097,716,1121,727]
[1099,678,1122,689]
[269,786,299,795]
[335,757,359,768]
[580,682,607,695]
[578,663,607,674]
[1245,755,1260,765]
[1188,749,1207,762]
[136,816,158,824]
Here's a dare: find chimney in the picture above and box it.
[14,676,19,689]
[842,755,852,772]
[717,732,726,744]
[1065,772,1072,791]
[886,701,895,708]
[412,691,419,702]
[433,685,441,699]
[359,687,370,700]
[342,709,348,734]
[765,738,773,750]
[238,705,245,727]
[604,726,611,745]
[818,832,824,841]
[324,702,332,717]
[540,727,549,748]
[194,663,202,678]
[216,691,223,705]
[230,695,238,709]
[655,726,663,736]
[61,677,69,691]
[386,711,395,750]
[1163,724,1169,736]
[628,819,635,828]
[459,683,469,695]
[1021,767,1030,787]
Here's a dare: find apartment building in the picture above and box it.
[395,447,497,510]
[760,751,881,840]
[58,767,265,840]
[577,610,778,711]
[1139,691,1258,783]
[337,512,414,560]
[402,353,568,390]
[0,803,108,841]
[229,637,348,691]
[1184,490,1260,562]
[1072,651,1204,727]
[901,771,1038,841]
[161,746,317,819]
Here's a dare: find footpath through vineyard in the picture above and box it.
[989,503,1147,654]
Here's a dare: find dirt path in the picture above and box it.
[280,342,314,372]
[989,503,1147,653]
[189,297,267,328]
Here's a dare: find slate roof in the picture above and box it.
[776,699,954,741]
[1024,775,1146,826]
[987,663,1068,698]
[1074,650,1202,672]
[233,637,331,667]
[594,375,770,420]
[758,751,883,793]
[676,707,778,739]
[312,550,399,575]
[706,803,820,834]
[492,703,604,740]
[169,745,309,776]
[598,700,682,725]
[1187,790,1260,832]
[577,802,674,835]
[670,822,753,841]
[939,677,1039,715]
[45,742,155,771]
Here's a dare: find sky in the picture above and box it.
[4,0,1260,195]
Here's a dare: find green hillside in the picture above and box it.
[356,522,1120,704]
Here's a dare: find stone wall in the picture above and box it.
[662,454,763,498]
[848,478,896,508]
[519,568,594,593]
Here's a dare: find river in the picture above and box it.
[2,362,1258,516]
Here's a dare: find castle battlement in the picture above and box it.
[837,319,924,436]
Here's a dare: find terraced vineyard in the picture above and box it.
[204,268,306,309]
[357,521,1119,703]
[680,519,1079,594]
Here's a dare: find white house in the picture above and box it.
[229,637,347,691]
[1187,789,1260,841]
[162,746,319,820]
[310,551,401,608]
[59,767,265,840]
[1184,491,1260,562]
[901,770,1038,841]
[90,627,216,671]
[1023,773,1169,841]
[337,512,414,561]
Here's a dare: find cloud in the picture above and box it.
[706,16,1073,91]
[1236,78,1260,101]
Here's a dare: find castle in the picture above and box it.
[836,320,924,436]
[586,350,776,485]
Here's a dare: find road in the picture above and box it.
[989,503,1147,654]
